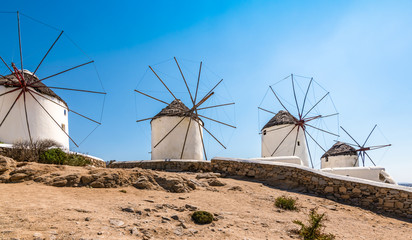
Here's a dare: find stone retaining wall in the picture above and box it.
[211,157,412,220]
[109,160,211,172]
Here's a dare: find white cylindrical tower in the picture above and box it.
[261,110,309,167]
[151,99,203,160]
[0,70,69,149]
[321,142,359,168]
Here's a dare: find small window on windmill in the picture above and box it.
[297,141,300,146]
[263,130,267,135]
[61,123,66,131]
[64,109,67,116]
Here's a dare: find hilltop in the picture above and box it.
[0,157,411,240]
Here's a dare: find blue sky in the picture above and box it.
[2,1,412,182]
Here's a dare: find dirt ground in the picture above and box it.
[1,173,411,240]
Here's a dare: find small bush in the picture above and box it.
[275,195,297,210]
[4,139,61,162]
[39,148,90,166]
[192,211,213,224]
[293,208,335,240]
[119,189,127,193]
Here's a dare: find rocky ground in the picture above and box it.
[0,156,411,240]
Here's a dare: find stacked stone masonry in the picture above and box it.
[210,158,412,220]
[109,160,212,172]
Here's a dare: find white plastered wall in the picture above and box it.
[0,86,69,149]
[151,116,203,160]
[261,124,309,167]
[321,155,359,168]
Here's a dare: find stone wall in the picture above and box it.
[211,157,412,220]
[109,160,211,172]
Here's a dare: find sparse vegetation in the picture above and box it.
[119,189,127,193]
[39,148,90,166]
[275,195,297,210]
[192,211,214,224]
[293,208,335,240]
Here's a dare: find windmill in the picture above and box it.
[0,11,106,149]
[258,74,339,168]
[337,125,391,167]
[134,57,235,160]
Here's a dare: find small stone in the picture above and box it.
[171,215,179,220]
[162,216,171,221]
[122,207,135,213]
[228,186,242,191]
[178,196,187,200]
[109,219,124,227]
[144,199,155,203]
[339,186,347,194]
[208,179,226,187]
[97,231,103,235]
[352,188,362,194]
[185,204,198,211]
[324,186,334,193]
[33,233,44,240]
[130,227,139,235]
[85,217,91,221]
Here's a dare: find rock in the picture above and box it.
[352,188,362,194]
[162,216,171,221]
[185,204,198,211]
[208,179,226,186]
[144,199,155,203]
[9,173,28,182]
[228,186,242,191]
[325,205,337,211]
[85,217,91,221]
[33,233,44,240]
[324,186,334,193]
[90,180,105,188]
[109,219,125,227]
[196,173,221,179]
[154,176,194,193]
[0,156,16,172]
[339,186,347,194]
[122,207,135,213]
[130,227,139,236]
[80,175,94,184]
[171,215,179,220]
[97,231,103,235]
[134,176,154,189]
[52,179,68,187]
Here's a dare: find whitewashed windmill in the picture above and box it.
[135,57,235,160]
[258,74,339,167]
[320,141,358,168]
[0,11,106,149]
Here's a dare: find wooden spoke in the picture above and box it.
[29,89,101,125]
[271,125,297,156]
[368,144,391,150]
[136,117,155,123]
[17,11,24,80]
[28,90,79,147]
[204,79,223,99]
[300,77,313,117]
[306,124,339,137]
[0,90,23,127]
[197,114,236,128]
[291,74,301,118]
[303,130,314,168]
[0,56,13,73]
[304,129,327,152]
[33,30,64,75]
[194,61,202,104]
[362,124,377,147]
[258,107,277,115]
[270,86,291,114]
[196,118,226,149]
[180,117,192,159]
[23,91,33,145]
[302,92,329,118]
[364,151,376,166]
[340,126,362,147]
[318,113,339,119]
[197,102,234,111]
[134,90,169,105]
[29,60,94,86]
[149,66,177,100]
[153,117,186,149]
[0,87,21,98]
[198,119,207,160]
[34,85,106,94]
[174,57,194,105]
[193,92,214,110]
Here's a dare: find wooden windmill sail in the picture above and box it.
[0,11,106,148]
[135,57,235,160]
[338,125,391,167]
[258,74,339,168]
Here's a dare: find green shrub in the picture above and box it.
[192,211,213,224]
[119,189,127,193]
[275,195,297,210]
[39,148,90,166]
[39,148,67,165]
[293,208,335,240]
[5,139,61,162]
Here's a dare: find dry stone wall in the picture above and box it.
[109,160,212,172]
[211,157,412,220]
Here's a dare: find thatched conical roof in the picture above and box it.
[0,70,67,107]
[262,110,296,130]
[151,99,202,124]
[321,142,357,158]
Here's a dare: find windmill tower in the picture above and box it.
[259,74,339,167]
[0,12,106,149]
[135,57,235,160]
[320,141,358,168]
